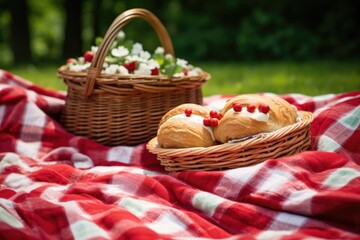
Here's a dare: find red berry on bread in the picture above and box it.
[232,103,242,112]
[184,108,192,117]
[247,104,256,113]
[258,103,270,114]
[210,110,218,118]
[203,118,211,126]
[210,118,219,127]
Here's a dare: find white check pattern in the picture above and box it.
[0,69,359,239]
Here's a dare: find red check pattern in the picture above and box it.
[0,69,359,239]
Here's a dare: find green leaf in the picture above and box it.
[163,63,176,76]
[95,37,103,46]
[123,40,134,51]
[174,65,184,74]
[110,41,117,50]
[105,56,124,64]
[153,53,164,66]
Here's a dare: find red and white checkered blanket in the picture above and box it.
[0,69,359,239]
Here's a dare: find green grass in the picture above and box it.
[7,64,67,91]
[199,61,360,96]
[6,60,360,96]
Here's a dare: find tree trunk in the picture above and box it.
[9,0,31,64]
[92,0,101,38]
[62,0,83,59]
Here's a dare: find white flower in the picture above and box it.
[103,64,129,74]
[78,57,85,64]
[176,58,188,68]
[155,47,164,55]
[103,65,118,74]
[165,54,173,61]
[111,46,129,58]
[188,67,201,76]
[173,72,184,77]
[188,69,200,76]
[139,50,151,60]
[126,55,146,63]
[134,63,151,75]
[69,65,82,71]
[68,31,201,77]
[132,42,143,55]
[69,62,91,71]
[173,67,201,77]
[91,46,98,53]
[148,59,160,69]
[118,65,129,74]
[117,31,125,40]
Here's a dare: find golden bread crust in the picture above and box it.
[159,103,210,126]
[157,103,216,148]
[215,94,297,143]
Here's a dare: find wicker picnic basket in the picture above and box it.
[147,111,313,172]
[57,9,209,146]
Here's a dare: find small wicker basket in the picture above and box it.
[147,111,313,172]
[57,8,209,146]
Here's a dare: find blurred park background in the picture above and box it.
[0,0,359,96]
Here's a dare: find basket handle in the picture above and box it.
[84,8,174,97]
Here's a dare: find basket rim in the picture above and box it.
[147,110,313,157]
[57,65,211,83]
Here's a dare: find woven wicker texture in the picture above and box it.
[147,111,313,172]
[57,8,209,146]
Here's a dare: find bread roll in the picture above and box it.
[157,104,217,148]
[214,94,298,143]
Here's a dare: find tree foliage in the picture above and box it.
[0,0,359,67]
